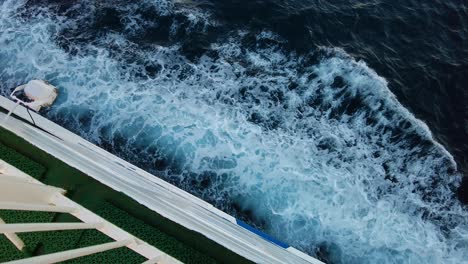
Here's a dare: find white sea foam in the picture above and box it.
[0,1,466,263]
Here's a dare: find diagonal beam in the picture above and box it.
[142,255,182,264]
[4,239,134,264]
[0,222,104,233]
[0,178,65,204]
[0,218,24,250]
[0,201,77,213]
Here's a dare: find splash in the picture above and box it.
[0,1,466,263]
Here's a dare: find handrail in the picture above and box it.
[0,159,182,264]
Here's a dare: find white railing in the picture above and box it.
[5,239,135,264]
[0,159,182,264]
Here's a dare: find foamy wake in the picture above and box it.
[0,1,466,263]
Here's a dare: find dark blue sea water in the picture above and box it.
[0,0,467,263]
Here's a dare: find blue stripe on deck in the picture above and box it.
[236,219,289,248]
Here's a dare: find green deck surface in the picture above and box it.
[0,126,251,264]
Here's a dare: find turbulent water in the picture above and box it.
[1,0,467,263]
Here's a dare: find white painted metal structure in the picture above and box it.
[6,240,135,264]
[0,159,182,264]
[0,95,323,264]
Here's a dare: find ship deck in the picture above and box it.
[0,95,322,264]
[0,126,249,263]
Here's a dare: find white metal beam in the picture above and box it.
[0,159,181,263]
[0,222,104,233]
[50,193,181,262]
[0,201,77,213]
[142,255,181,264]
[3,239,134,264]
[0,218,24,250]
[0,159,43,184]
[0,178,65,204]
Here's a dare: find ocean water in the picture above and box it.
[0,0,467,263]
